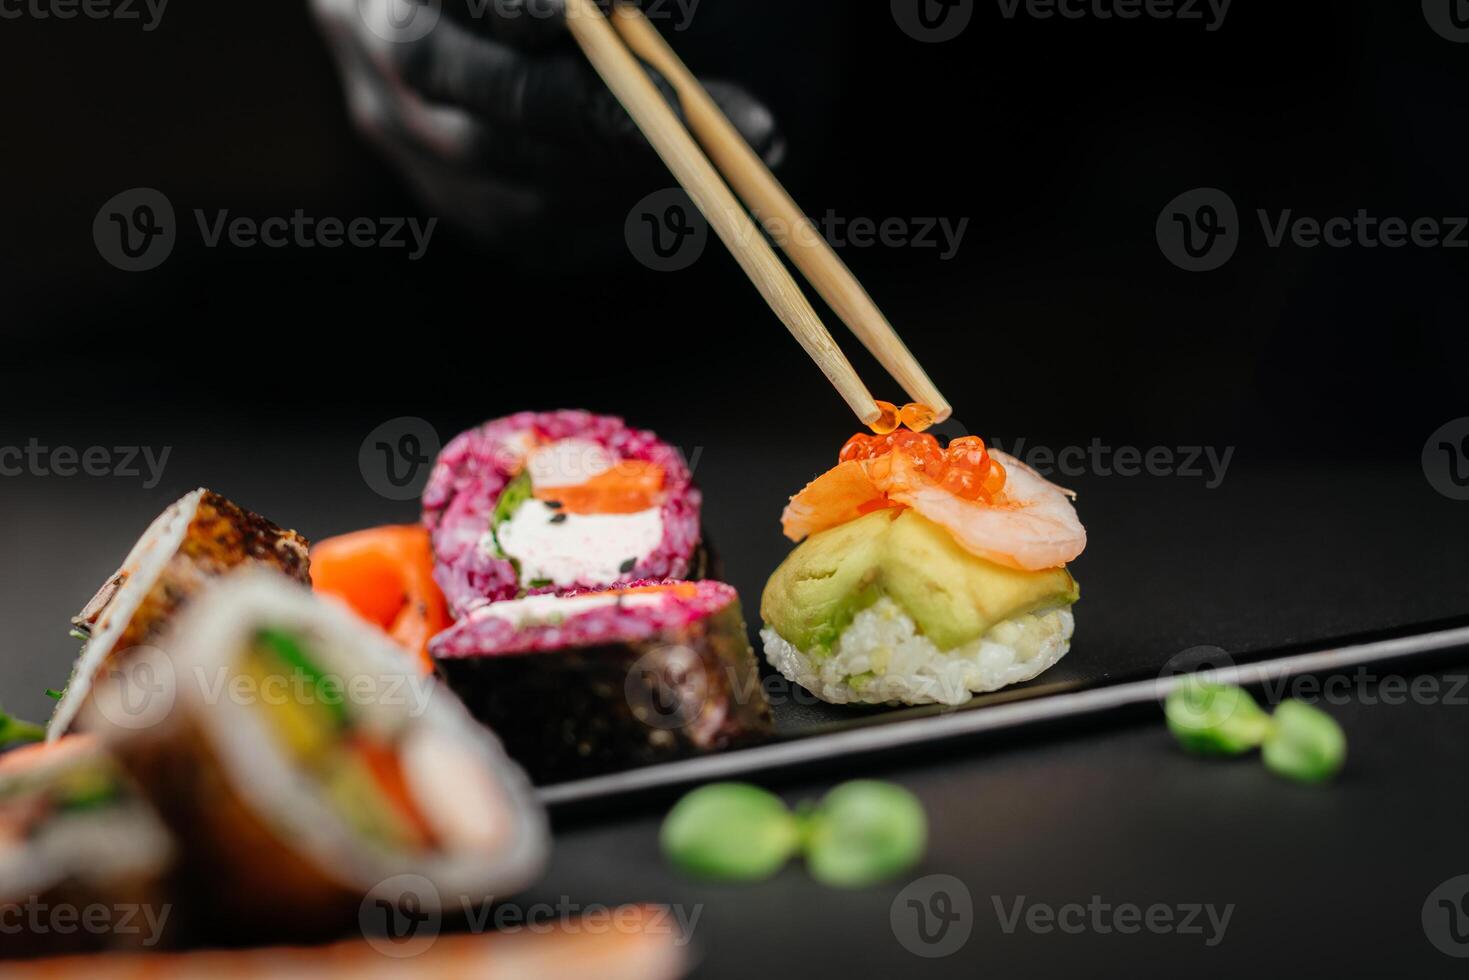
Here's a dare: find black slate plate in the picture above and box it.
[7,429,1466,810]
[534,446,1469,805]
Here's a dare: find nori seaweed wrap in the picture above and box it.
[0,736,176,959]
[431,581,773,783]
[83,571,548,945]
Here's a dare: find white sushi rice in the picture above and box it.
[761,598,1075,707]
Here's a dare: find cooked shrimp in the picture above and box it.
[781,443,1085,572]
[779,460,886,543]
[885,451,1085,571]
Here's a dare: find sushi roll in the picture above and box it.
[761,431,1086,706]
[423,411,708,615]
[49,489,311,741]
[432,581,773,782]
[0,736,176,958]
[84,571,548,944]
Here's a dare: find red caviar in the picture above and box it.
[836,431,1007,502]
[870,401,901,435]
[899,403,938,432]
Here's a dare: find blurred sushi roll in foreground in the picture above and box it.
[50,489,310,740]
[423,411,708,615]
[2,905,687,980]
[432,581,773,783]
[84,571,548,945]
[0,736,177,958]
[762,433,1086,707]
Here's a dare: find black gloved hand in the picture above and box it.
[311,0,783,238]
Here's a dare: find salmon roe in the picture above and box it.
[869,401,901,435]
[869,401,939,435]
[838,431,1007,501]
[898,403,938,432]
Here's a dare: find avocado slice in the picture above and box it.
[761,509,1079,655]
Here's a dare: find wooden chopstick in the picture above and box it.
[563,0,881,426]
[609,3,953,424]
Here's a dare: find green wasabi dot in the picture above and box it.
[661,783,800,882]
[803,781,927,888]
[0,708,45,746]
[1262,700,1346,784]
[1166,678,1274,756]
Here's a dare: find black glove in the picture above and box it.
[311,0,783,237]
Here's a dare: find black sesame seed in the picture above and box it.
[549,513,568,524]
[619,558,637,574]
[545,500,564,510]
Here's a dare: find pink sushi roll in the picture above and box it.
[423,411,707,616]
[431,581,773,782]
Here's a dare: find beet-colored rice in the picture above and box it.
[422,411,702,615]
[430,580,737,659]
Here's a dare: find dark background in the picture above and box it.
[3,1,1469,976]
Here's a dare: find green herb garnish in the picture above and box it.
[0,708,46,746]
[528,578,554,589]
[1165,678,1273,756]
[44,689,64,702]
[661,783,801,882]
[803,781,928,888]
[1261,700,1346,784]
[661,780,926,887]
[1165,680,1346,784]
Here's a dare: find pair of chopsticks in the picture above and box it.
[565,0,951,427]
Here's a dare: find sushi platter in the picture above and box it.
[8,2,1468,972]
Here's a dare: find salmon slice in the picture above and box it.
[536,460,667,515]
[310,525,450,674]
